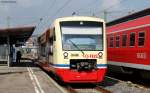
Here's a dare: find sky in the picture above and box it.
[0,0,150,35]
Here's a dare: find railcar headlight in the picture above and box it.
[63,52,68,58]
[98,52,103,58]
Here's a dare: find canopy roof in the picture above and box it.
[0,26,35,44]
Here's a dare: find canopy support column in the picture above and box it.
[7,36,10,67]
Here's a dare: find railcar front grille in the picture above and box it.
[70,59,97,71]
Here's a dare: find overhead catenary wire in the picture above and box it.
[78,0,128,18]
[40,0,57,19]
[33,0,57,28]
[30,0,57,35]
[77,0,126,14]
[33,0,73,34]
[75,0,99,15]
[51,0,73,18]
[45,0,73,26]
[104,0,125,11]
[95,0,128,22]
[94,0,127,14]
[21,0,57,34]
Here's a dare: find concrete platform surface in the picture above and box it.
[0,62,62,93]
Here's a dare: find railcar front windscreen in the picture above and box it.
[60,21,103,51]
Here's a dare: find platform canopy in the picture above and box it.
[0,26,35,45]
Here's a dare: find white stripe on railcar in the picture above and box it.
[108,61,150,70]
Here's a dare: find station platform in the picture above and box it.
[0,61,62,93]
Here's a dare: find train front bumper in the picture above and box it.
[55,68,107,83]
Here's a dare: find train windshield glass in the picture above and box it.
[60,21,103,51]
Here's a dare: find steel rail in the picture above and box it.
[95,86,112,93]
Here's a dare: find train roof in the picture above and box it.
[107,8,150,26]
[55,16,105,23]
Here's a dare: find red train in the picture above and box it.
[107,8,150,78]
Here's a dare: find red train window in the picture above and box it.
[122,34,127,47]
[130,32,135,47]
[109,34,114,47]
[138,32,145,46]
[116,35,120,48]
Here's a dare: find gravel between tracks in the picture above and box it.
[99,77,150,93]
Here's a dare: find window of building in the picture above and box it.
[109,34,114,47]
[116,35,120,47]
[122,34,127,47]
[138,32,145,46]
[130,32,135,46]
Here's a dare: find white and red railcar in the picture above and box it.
[107,8,150,78]
[38,16,107,83]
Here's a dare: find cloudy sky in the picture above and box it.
[0,0,150,35]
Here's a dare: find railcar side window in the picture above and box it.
[116,35,120,48]
[53,28,56,41]
[110,34,114,47]
[130,32,135,46]
[41,44,46,57]
[122,34,127,47]
[138,32,145,46]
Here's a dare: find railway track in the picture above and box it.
[95,86,112,93]
[64,85,77,93]
[103,76,150,93]
[106,73,150,89]
[63,84,112,93]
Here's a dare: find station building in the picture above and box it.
[0,26,35,66]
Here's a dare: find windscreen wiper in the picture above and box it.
[69,40,85,55]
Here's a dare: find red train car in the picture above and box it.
[107,8,150,78]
